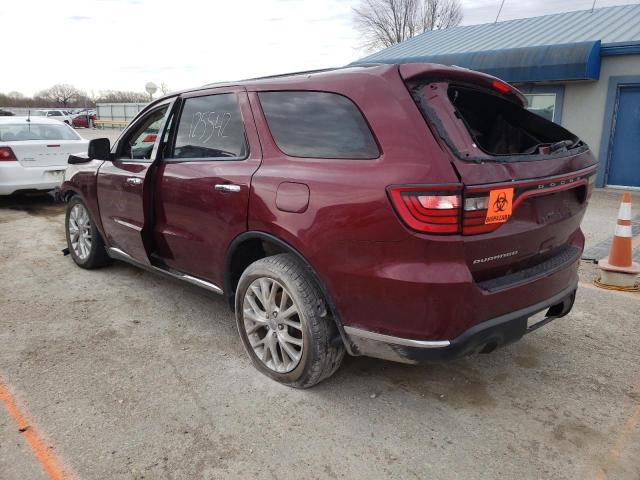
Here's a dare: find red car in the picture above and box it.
[61,64,597,387]
[71,112,97,128]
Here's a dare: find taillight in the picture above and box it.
[142,134,157,143]
[389,186,520,235]
[492,79,511,94]
[462,194,502,235]
[0,147,17,162]
[388,186,462,234]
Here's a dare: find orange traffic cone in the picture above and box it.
[597,193,639,288]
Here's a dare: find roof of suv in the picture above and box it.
[143,62,525,112]
[162,64,390,99]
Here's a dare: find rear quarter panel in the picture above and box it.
[246,66,460,332]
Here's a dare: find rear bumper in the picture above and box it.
[0,163,66,195]
[344,281,577,364]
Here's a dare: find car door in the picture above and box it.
[151,87,262,286]
[96,99,175,265]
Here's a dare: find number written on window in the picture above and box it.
[189,111,232,142]
[174,94,247,160]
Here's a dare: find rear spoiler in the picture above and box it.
[398,64,527,107]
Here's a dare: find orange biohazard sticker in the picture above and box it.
[485,188,514,224]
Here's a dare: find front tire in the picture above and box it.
[235,254,344,388]
[65,196,112,269]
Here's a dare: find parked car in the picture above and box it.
[32,109,74,125]
[0,109,14,116]
[72,112,97,128]
[0,117,88,195]
[61,64,597,387]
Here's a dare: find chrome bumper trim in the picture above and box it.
[343,326,451,349]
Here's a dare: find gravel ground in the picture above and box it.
[0,189,638,480]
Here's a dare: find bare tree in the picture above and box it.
[353,0,463,51]
[1,91,27,108]
[160,82,170,96]
[37,84,84,107]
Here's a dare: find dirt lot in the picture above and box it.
[0,189,639,480]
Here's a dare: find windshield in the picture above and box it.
[0,123,81,141]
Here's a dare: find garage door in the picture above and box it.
[607,86,640,187]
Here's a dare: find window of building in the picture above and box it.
[523,93,557,122]
[258,91,379,159]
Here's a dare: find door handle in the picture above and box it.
[214,184,241,193]
[125,177,143,186]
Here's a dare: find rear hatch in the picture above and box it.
[0,121,87,167]
[399,64,598,285]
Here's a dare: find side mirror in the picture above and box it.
[88,138,111,161]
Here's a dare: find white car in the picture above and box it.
[32,109,74,125]
[0,116,88,195]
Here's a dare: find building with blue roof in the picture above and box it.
[353,4,640,188]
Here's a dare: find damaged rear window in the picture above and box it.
[412,82,584,161]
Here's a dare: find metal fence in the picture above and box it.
[96,103,147,128]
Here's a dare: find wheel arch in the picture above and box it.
[225,231,354,354]
[60,185,108,243]
[61,186,79,202]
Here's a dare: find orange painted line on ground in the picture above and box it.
[0,380,69,480]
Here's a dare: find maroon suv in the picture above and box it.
[61,64,597,388]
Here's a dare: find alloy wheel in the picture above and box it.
[68,203,92,261]
[242,277,304,373]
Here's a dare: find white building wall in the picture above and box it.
[561,55,640,159]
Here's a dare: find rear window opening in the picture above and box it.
[447,85,580,156]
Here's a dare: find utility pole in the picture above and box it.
[495,0,506,23]
[591,0,597,13]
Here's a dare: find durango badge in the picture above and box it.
[485,188,514,224]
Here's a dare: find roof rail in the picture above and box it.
[239,67,339,82]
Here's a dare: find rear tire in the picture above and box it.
[65,196,112,269]
[235,254,344,388]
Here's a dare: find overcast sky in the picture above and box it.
[2,0,638,96]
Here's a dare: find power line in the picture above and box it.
[495,0,506,23]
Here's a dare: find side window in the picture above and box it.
[258,91,379,159]
[49,111,62,116]
[172,93,247,160]
[119,106,168,160]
